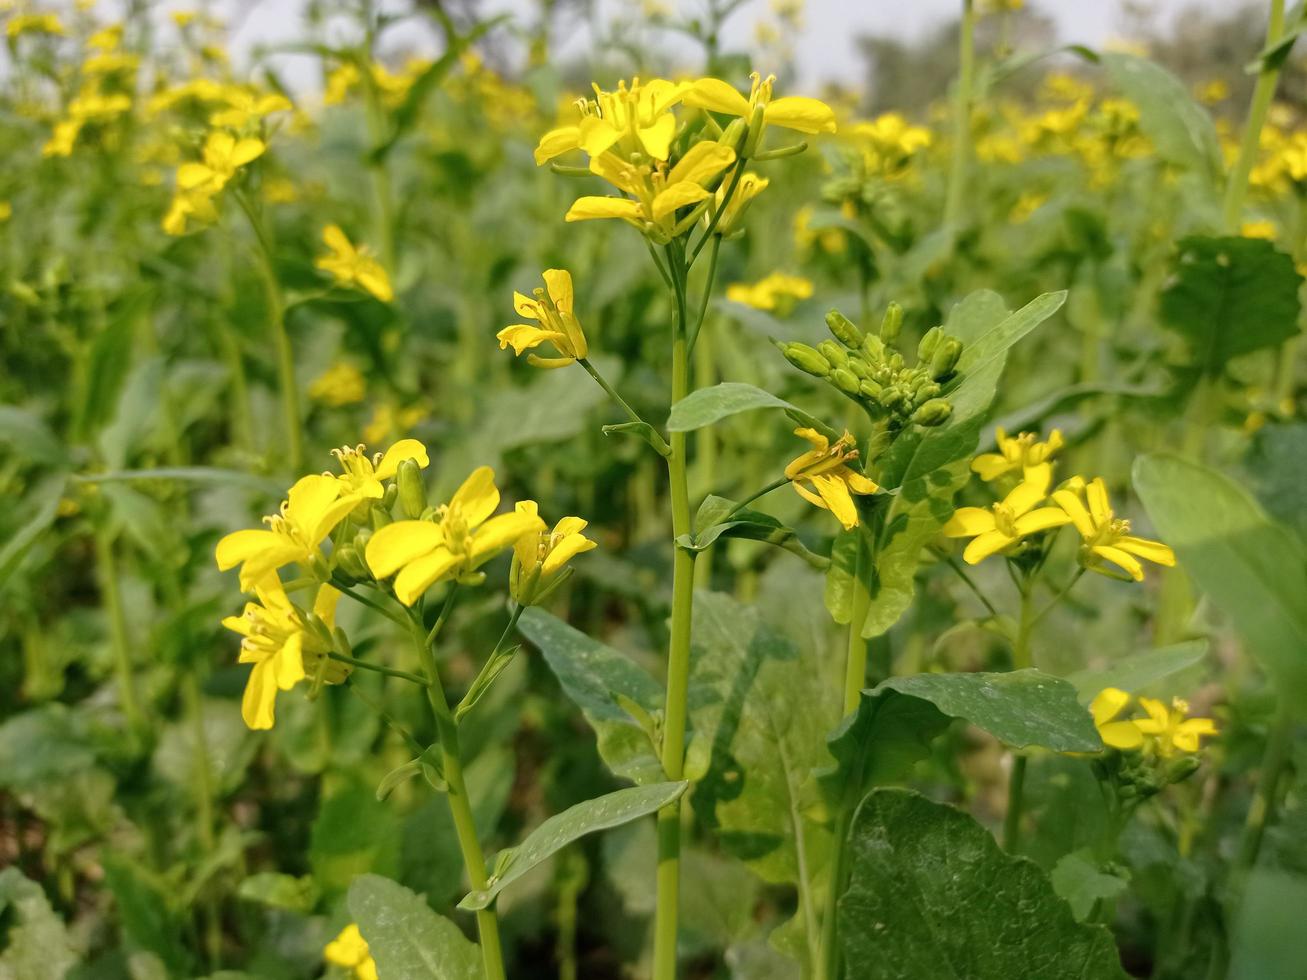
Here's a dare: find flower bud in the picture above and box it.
[778,341,831,377]
[859,378,884,400]
[743,101,768,157]
[880,302,903,344]
[917,325,943,362]
[370,505,392,530]
[914,381,941,403]
[1164,755,1202,785]
[888,351,905,372]
[397,458,427,518]
[862,332,885,363]
[930,338,963,381]
[912,398,953,426]
[830,367,862,396]
[825,309,865,349]
[719,117,748,152]
[335,544,369,582]
[382,482,398,510]
[846,356,869,380]
[817,340,849,368]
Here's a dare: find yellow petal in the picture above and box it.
[313,584,341,626]
[1093,545,1144,581]
[565,197,645,223]
[1090,687,1130,726]
[962,529,1013,564]
[809,472,859,530]
[393,548,460,605]
[652,182,710,221]
[1087,478,1112,525]
[450,466,500,528]
[666,142,736,186]
[943,507,996,538]
[357,263,393,303]
[230,137,266,168]
[1013,507,1073,536]
[683,78,751,117]
[176,162,214,190]
[286,474,355,546]
[542,532,597,576]
[578,116,622,157]
[971,453,1013,482]
[242,659,276,730]
[1134,697,1170,733]
[365,520,444,579]
[534,125,581,165]
[274,632,306,690]
[322,223,352,257]
[1005,477,1048,517]
[468,511,547,565]
[374,439,430,480]
[1052,489,1095,538]
[1117,536,1175,567]
[543,269,573,314]
[1099,720,1145,749]
[638,113,676,160]
[763,96,838,134]
[843,470,879,495]
[215,528,285,570]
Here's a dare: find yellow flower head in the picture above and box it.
[683,72,838,146]
[725,272,813,312]
[86,24,122,51]
[309,362,366,406]
[330,439,429,499]
[1134,696,1218,757]
[1090,687,1144,750]
[216,474,364,590]
[315,225,393,302]
[323,63,360,105]
[177,130,265,195]
[785,428,879,530]
[850,113,932,176]
[497,269,588,368]
[534,77,688,166]
[509,501,597,606]
[324,923,378,980]
[222,574,341,730]
[971,427,1064,486]
[713,171,768,235]
[7,13,65,38]
[209,88,293,129]
[365,467,547,605]
[161,186,218,235]
[1052,477,1175,582]
[943,470,1071,564]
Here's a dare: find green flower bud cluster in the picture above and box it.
[777,303,964,428]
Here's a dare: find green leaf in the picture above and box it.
[0,867,80,980]
[1228,869,1307,980]
[682,495,827,568]
[839,790,1128,979]
[1101,53,1222,185]
[1066,640,1208,701]
[235,872,319,913]
[74,291,147,440]
[460,781,686,910]
[349,874,482,980]
[309,782,399,895]
[0,474,68,590]
[103,854,191,975]
[0,704,97,792]
[0,405,69,465]
[602,420,671,457]
[1159,236,1303,375]
[1246,2,1307,73]
[1134,453,1307,705]
[823,527,864,625]
[667,382,794,432]
[518,607,666,784]
[1050,850,1130,922]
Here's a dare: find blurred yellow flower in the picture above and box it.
[943,471,1070,564]
[161,187,218,236]
[323,63,360,105]
[510,501,597,605]
[309,362,366,406]
[785,428,879,529]
[315,225,393,302]
[7,13,64,37]
[1135,697,1217,757]
[1241,220,1277,240]
[1196,79,1229,104]
[971,428,1063,486]
[331,440,429,499]
[497,269,588,368]
[726,272,813,312]
[362,403,425,445]
[222,574,341,730]
[1052,477,1175,581]
[365,466,546,605]
[0,201,10,223]
[178,130,265,194]
[1090,687,1144,750]
[325,924,378,980]
[210,88,293,128]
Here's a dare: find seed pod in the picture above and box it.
[397,458,427,518]
[825,309,865,349]
[917,325,943,362]
[817,339,849,368]
[1164,756,1201,785]
[930,338,963,381]
[880,302,903,344]
[778,342,831,377]
[743,101,768,157]
[912,398,953,426]
[830,367,862,396]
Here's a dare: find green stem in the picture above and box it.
[1004,584,1036,852]
[347,681,424,754]
[327,650,431,687]
[842,532,873,715]
[652,244,698,980]
[333,582,410,626]
[943,0,977,236]
[934,547,1000,619]
[410,621,507,980]
[691,164,744,262]
[1233,702,1295,880]
[1222,0,1288,233]
[181,672,222,966]
[687,235,721,353]
[95,526,143,734]
[578,358,670,455]
[1032,568,1084,625]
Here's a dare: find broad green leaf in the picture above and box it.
[103,855,191,975]
[1066,640,1208,701]
[349,875,482,980]
[0,474,68,590]
[459,781,687,910]
[0,868,80,980]
[0,405,69,465]
[1134,453,1307,705]
[73,290,147,441]
[235,873,319,913]
[1050,850,1130,922]
[667,381,794,432]
[309,781,399,895]
[683,495,827,567]
[0,704,97,791]
[1159,237,1303,375]
[1244,422,1307,538]
[518,607,666,784]
[1246,2,1307,73]
[823,527,864,625]
[1228,869,1307,980]
[839,789,1128,980]
[1101,53,1222,186]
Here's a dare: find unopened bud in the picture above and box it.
[880,302,903,344]
[397,458,427,518]
[930,339,963,381]
[719,117,747,152]
[914,381,942,403]
[1164,755,1201,785]
[779,342,831,377]
[917,325,943,362]
[859,378,884,400]
[847,357,869,380]
[831,367,862,397]
[335,545,369,581]
[912,398,953,426]
[382,483,398,510]
[743,101,767,157]
[825,309,864,349]
[862,332,885,363]
[818,340,849,368]
[370,505,392,530]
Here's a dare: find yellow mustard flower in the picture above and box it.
[323,63,360,105]
[1135,697,1218,757]
[682,72,837,141]
[971,427,1064,486]
[565,140,737,237]
[42,89,133,157]
[497,269,588,368]
[315,225,393,302]
[785,428,879,530]
[209,89,293,129]
[943,472,1071,564]
[222,574,341,730]
[725,271,813,312]
[509,501,597,606]
[362,402,426,446]
[324,923,378,980]
[1241,220,1277,241]
[365,466,546,605]
[1051,477,1175,582]
[1090,687,1144,750]
[161,187,218,236]
[216,474,364,590]
[1197,79,1229,105]
[177,130,265,194]
[86,24,122,50]
[309,362,366,406]
[331,440,429,499]
[534,78,687,166]
[0,201,10,223]
[713,171,768,234]
[7,13,65,37]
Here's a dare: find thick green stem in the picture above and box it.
[652,245,697,980]
[943,0,977,236]
[95,526,143,734]
[1004,584,1035,851]
[1222,0,1288,233]
[1233,702,1295,880]
[411,622,507,980]
[843,533,872,715]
